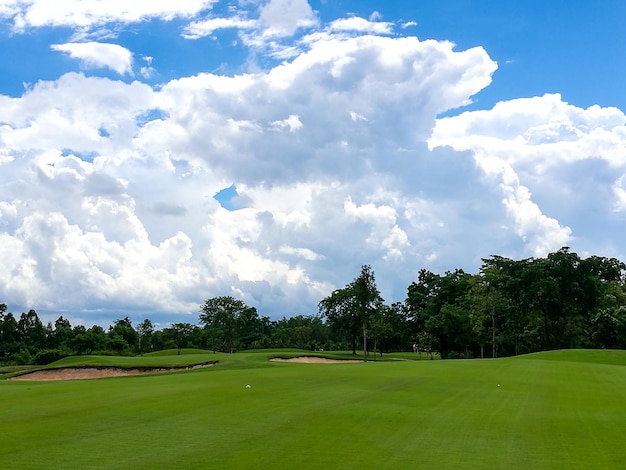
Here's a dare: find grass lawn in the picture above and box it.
[2,349,626,469]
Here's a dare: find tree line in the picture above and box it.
[2,247,626,365]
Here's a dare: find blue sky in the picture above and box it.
[1,0,625,328]
[3,1,624,108]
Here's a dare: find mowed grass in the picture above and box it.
[2,349,626,469]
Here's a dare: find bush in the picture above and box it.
[92,349,133,357]
[13,348,33,365]
[33,349,70,365]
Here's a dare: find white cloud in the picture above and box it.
[9,12,626,323]
[0,72,156,154]
[3,0,217,30]
[139,56,154,78]
[140,67,156,79]
[350,111,368,122]
[258,0,318,37]
[51,42,133,75]
[271,114,302,132]
[2,210,202,311]
[0,0,22,17]
[430,93,626,257]
[0,29,504,320]
[182,16,257,39]
[381,225,410,260]
[612,176,626,212]
[344,197,411,260]
[477,153,573,256]
[278,245,324,261]
[221,0,320,57]
[329,16,393,35]
[344,197,396,225]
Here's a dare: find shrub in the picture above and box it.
[13,348,33,365]
[33,349,70,365]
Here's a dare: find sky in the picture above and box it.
[1,0,626,329]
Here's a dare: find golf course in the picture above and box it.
[2,349,626,469]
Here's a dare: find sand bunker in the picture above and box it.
[10,363,214,381]
[270,357,362,364]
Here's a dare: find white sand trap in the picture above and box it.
[270,357,362,364]
[9,363,214,381]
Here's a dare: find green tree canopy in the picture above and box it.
[199,296,257,353]
[319,265,384,358]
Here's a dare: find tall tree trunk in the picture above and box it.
[492,309,496,358]
[363,323,367,361]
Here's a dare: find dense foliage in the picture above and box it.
[2,247,626,364]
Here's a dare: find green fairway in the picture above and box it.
[2,350,626,469]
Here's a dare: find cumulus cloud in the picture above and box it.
[51,42,133,75]
[430,93,626,257]
[0,26,505,321]
[3,2,626,325]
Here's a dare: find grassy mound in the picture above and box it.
[518,348,626,366]
[144,348,214,357]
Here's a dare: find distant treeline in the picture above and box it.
[2,247,626,365]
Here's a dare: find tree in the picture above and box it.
[319,265,383,359]
[137,319,154,353]
[0,306,19,363]
[51,316,74,351]
[318,286,359,353]
[369,303,400,358]
[415,330,435,359]
[166,323,199,355]
[468,273,508,358]
[199,296,257,353]
[476,248,626,355]
[479,254,540,356]
[108,317,138,354]
[72,325,107,354]
[236,307,263,349]
[406,269,473,359]
[426,302,473,359]
[591,306,626,349]
[272,315,329,350]
[17,309,46,354]
[590,281,626,348]
[353,265,384,360]
[405,269,443,339]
